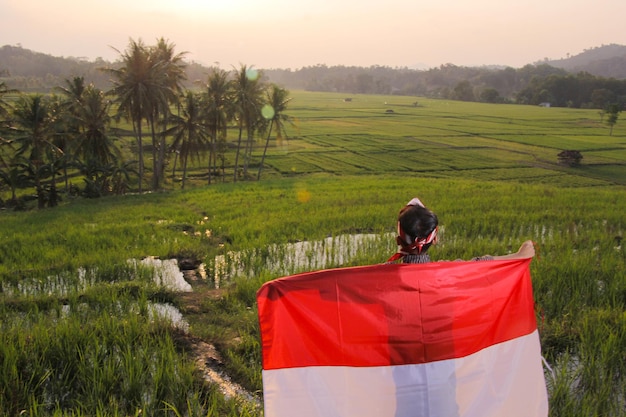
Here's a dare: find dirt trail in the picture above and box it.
[190,335,262,409]
[174,278,263,410]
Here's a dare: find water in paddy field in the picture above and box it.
[134,256,193,292]
[211,233,393,287]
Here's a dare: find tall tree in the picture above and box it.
[0,81,16,127]
[453,80,475,101]
[0,158,32,205]
[0,81,18,168]
[166,91,210,189]
[231,65,264,181]
[202,69,232,184]
[55,76,89,192]
[11,95,61,208]
[106,39,149,192]
[45,95,74,199]
[106,38,172,192]
[258,85,293,180]
[605,103,621,136]
[57,76,87,112]
[74,85,121,170]
[149,38,187,188]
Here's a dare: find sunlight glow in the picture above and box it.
[4,0,626,71]
[143,0,261,16]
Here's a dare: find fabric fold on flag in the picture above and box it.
[257,259,548,417]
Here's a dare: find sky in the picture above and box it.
[2,0,625,70]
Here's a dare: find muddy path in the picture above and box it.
[173,282,263,411]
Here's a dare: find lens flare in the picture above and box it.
[262,104,275,119]
[246,68,259,81]
[297,189,311,203]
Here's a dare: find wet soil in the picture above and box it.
[173,282,263,410]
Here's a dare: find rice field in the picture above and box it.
[1,91,626,416]
[247,91,626,186]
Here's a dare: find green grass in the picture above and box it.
[1,91,626,416]
[2,176,626,416]
[241,91,625,186]
[6,90,623,194]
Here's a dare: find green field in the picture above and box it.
[1,92,625,416]
[234,91,625,186]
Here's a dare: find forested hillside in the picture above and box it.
[2,43,626,108]
[545,43,626,78]
[0,45,213,92]
[0,45,112,90]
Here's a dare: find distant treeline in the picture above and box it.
[2,44,626,109]
[264,64,626,108]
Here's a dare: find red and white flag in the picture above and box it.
[257,259,548,417]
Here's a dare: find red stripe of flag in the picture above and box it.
[257,259,537,370]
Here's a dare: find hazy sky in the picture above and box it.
[2,0,625,69]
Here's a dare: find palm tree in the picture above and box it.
[231,64,264,181]
[54,76,90,192]
[109,160,137,195]
[258,85,294,180]
[166,91,210,189]
[0,158,32,206]
[0,82,18,163]
[57,77,87,111]
[106,38,172,192]
[73,85,121,174]
[0,82,18,170]
[0,81,17,126]
[11,95,61,208]
[45,94,74,198]
[149,38,187,188]
[106,39,149,192]
[201,69,232,184]
[56,76,86,136]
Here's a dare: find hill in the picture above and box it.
[545,43,626,78]
[3,43,626,89]
[0,44,214,92]
[0,44,112,90]
[2,43,625,105]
